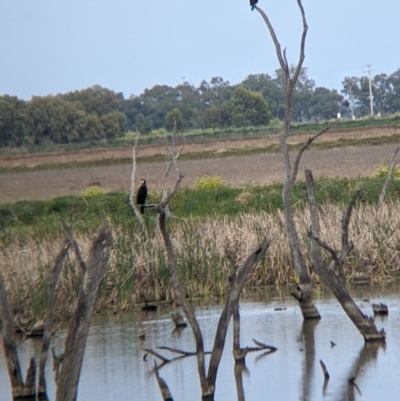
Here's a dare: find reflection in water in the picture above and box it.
[336,342,384,401]
[234,360,248,401]
[300,319,320,401]
[1,289,400,401]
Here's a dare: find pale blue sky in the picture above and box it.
[1,0,399,99]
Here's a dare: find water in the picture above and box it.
[1,287,400,401]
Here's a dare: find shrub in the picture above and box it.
[193,175,226,190]
[79,186,107,197]
[373,165,400,179]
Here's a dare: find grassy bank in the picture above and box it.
[1,176,399,234]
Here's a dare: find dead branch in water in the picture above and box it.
[319,359,330,380]
[305,169,385,342]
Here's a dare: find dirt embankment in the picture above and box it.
[0,125,398,169]
[0,126,399,204]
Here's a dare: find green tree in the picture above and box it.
[230,87,271,127]
[0,95,31,147]
[100,112,123,139]
[203,104,232,128]
[165,108,183,131]
[386,69,400,113]
[241,73,285,119]
[60,85,124,117]
[306,87,343,120]
[28,96,89,145]
[135,113,152,134]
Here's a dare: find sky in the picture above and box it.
[1,0,399,100]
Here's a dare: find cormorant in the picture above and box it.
[136,179,147,214]
[250,0,258,11]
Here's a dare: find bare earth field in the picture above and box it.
[0,127,399,203]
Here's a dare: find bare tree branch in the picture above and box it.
[61,220,86,272]
[161,120,184,211]
[157,346,196,357]
[255,6,287,74]
[143,348,171,364]
[291,120,339,186]
[129,130,147,233]
[308,231,338,263]
[338,190,360,263]
[291,0,308,85]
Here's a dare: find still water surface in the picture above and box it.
[1,287,400,401]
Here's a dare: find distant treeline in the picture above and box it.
[1,67,400,148]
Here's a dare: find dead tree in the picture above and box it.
[0,272,35,399]
[139,126,270,399]
[38,239,71,394]
[0,239,70,399]
[129,130,150,237]
[254,1,338,319]
[1,228,113,400]
[56,228,113,401]
[305,169,385,342]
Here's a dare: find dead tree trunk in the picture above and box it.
[56,228,113,401]
[38,239,70,395]
[157,191,269,399]
[205,245,268,391]
[305,169,385,342]
[0,273,27,398]
[254,2,340,319]
[144,123,270,399]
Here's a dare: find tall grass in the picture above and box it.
[2,199,400,319]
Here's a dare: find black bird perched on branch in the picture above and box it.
[250,0,258,11]
[136,179,147,214]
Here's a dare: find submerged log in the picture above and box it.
[372,303,388,315]
[138,322,146,340]
[352,272,371,286]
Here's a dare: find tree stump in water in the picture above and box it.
[170,311,187,328]
[372,303,388,315]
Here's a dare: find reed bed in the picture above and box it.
[1,200,400,319]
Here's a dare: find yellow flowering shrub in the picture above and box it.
[79,186,107,197]
[193,175,225,190]
[373,165,400,179]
